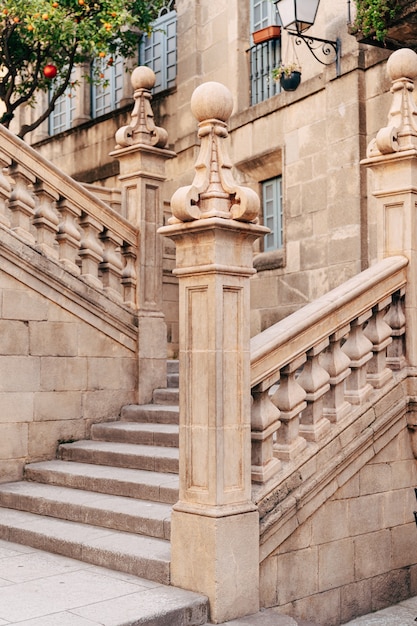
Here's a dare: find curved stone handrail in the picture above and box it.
[251,255,408,388]
[250,255,408,485]
[0,122,138,306]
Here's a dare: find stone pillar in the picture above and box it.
[110,67,175,404]
[72,63,91,127]
[159,82,268,624]
[363,48,417,367]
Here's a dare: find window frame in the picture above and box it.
[49,70,77,136]
[262,175,283,252]
[139,1,177,94]
[91,55,125,119]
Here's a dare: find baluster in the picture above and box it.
[78,213,104,289]
[298,340,331,442]
[7,163,36,244]
[321,326,351,423]
[0,155,11,228]
[56,198,82,275]
[272,355,307,461]
[33,181,60,259]
[251,385,281,483]
[121,243,137,308]
[342,313,373,405]
[385,289,406,371]
[364,298,393,388]
[99,229,124,301]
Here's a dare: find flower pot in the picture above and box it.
[280,70,301,91]
[252,25,281,45]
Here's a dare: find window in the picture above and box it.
[91,56,124,118]
[49,71,76,135]
[139,1,177,94]
[252,0,277,32]
[250,0,281,105]
[262,176,283,251]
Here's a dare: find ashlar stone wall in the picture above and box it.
[0,234,137,484]
[260,419,417,625]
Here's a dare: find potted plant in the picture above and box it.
[350,0,408,45]
[272,62,302,91]
[353,0,400,42]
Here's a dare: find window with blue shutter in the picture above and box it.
[250,0,281,105]
[91,55,124,118]
[140,1,177,94]
[263,176,283,251]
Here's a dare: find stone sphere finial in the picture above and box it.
[131,66,156,91]
[387,48,417,81]
[191,81,233,122]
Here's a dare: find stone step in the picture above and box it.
[59,440,179,473]
[167,372,179,388]
[0,508,171,583]
[121,404,179,424]
[92,421,179,448]
[0,538,208,626]
[25,460,179,504]
[167,359,179,374]
[0,482,172,539]
[153,387,179,405]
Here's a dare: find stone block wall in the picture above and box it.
[0,246,137,484]
[260,424,417,625]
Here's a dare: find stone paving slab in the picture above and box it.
[0,538,207,625]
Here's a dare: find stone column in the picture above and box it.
[72,63,91,127]
[159,82,268,624]
[363,48,417,367]
[110,67,175,404]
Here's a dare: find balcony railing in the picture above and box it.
[249,39,281,106]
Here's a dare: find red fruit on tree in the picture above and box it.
[43,64,57,78]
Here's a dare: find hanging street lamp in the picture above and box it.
[274,0,341,76]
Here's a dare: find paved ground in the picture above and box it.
[0,537,416,625]
[0,539,207,625]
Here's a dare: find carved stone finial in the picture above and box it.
[367,48,417,158]
[169,81,260,224]
[114,66,168,150]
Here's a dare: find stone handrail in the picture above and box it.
[250,255,408,484]
[0,123,138,308]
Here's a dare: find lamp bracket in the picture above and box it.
[288,31,341,77]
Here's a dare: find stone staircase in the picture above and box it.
[0,361,184,587]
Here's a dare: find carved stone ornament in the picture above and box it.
[114,66,168,149]
[169,81,260,224]
[367,48,417,157]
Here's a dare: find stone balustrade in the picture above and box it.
[0,124,138,308]
[250,255,408,485]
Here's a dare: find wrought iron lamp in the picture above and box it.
[274,0,341,76]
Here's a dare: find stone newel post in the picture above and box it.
[111,67,175,404]
[159,83,268,623]
[363,49,417,368]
